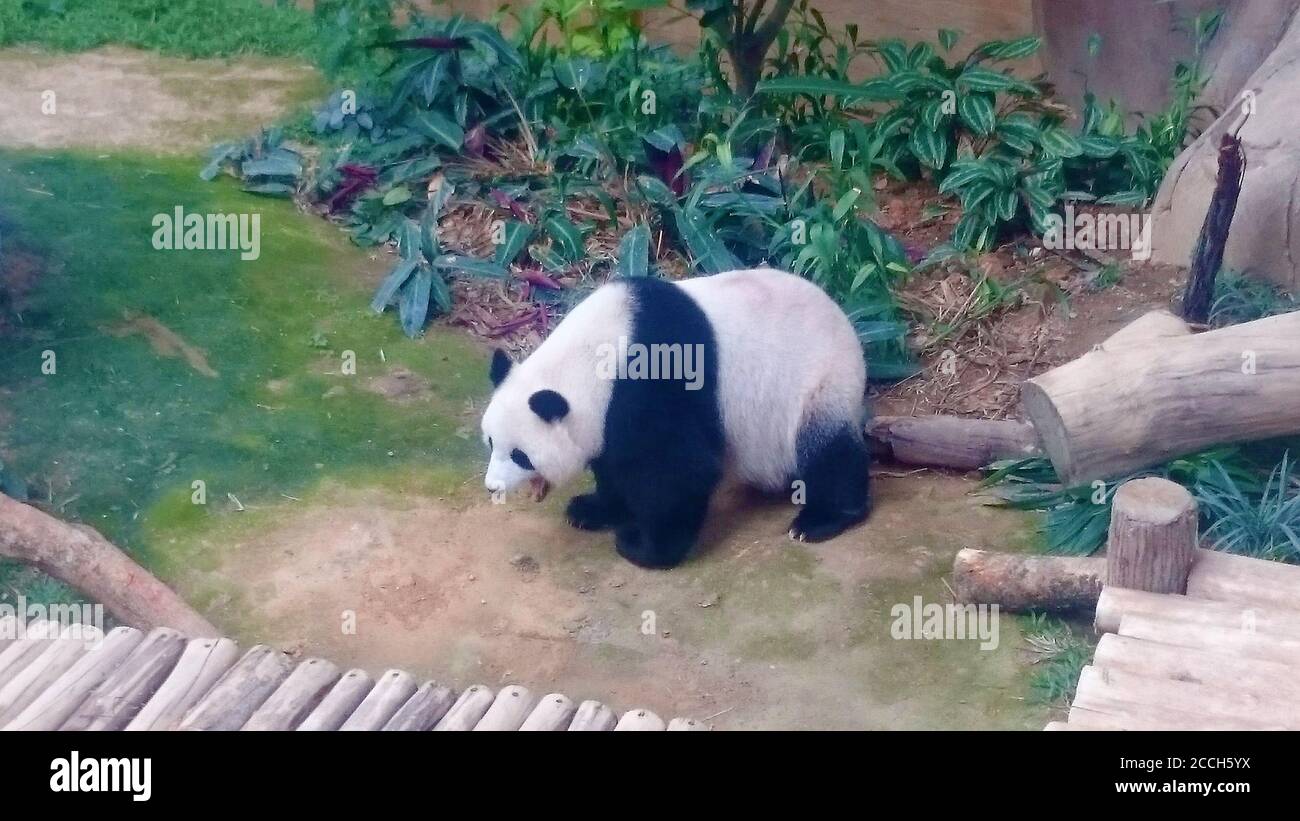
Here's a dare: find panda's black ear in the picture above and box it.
[490,349,513,388]
[529,390,569,423]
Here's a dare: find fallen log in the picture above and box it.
[1021,309,1300,484]
[952,548,1106,612]
[866,415,1041,470]
[1073,664,1298,728]
[1187,546,1300,612]
[1119,611,1300,667]
[1066,699,1284,731]
[0,493,218,637]
[1092,632,1300,704]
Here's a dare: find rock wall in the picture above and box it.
[1151,8,1300,293]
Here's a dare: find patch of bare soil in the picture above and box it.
[363,366,432,402]
[101,311,218,378]
[0,47,319,153]
[0,245,45,334]
[191,474,1046,730]
[875,181,1186,419]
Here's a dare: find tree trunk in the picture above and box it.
[1182,132,1246,323]
[0,493,218,637]
[1021,309,1300,485]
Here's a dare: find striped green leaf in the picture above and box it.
[493,220,535,266]
[674,208,740,274]
[753,76,898,103]
[545,216,585,262]
[958,92,997,136]
[431,253,509,279]
[616,225,651,279]
[909,128,950,170]
[370,258,418,313]
[1039,126,1085,158]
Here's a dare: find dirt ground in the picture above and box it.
[177,472,1045,730]
[0,47,319,152]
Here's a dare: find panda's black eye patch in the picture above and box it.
[510,449,534,471]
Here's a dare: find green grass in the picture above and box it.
[1209,269,1298,328]
[0,150,489,579]
[1021,613,1094,704]
[0,0,319,59]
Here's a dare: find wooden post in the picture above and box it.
[1105,478,1197,594]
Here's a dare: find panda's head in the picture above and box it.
[481,349,581,501]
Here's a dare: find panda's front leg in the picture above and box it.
[566,460,631,531]
[565,490,629,531]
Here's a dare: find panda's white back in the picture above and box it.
[675,268,867,491]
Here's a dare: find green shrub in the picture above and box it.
[1196,454,1300,562]
[1208,270,1298,328]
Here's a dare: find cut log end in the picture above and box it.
[1106,478,1197,595]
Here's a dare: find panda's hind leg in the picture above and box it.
[789,422,871,543]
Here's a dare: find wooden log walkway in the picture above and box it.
[1046,479,1300,731]
[0,622,706,731]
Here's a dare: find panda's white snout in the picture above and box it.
[485,451,529,493]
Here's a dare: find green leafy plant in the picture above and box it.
[509,0,665,59]
[981,448,1251,556]
[983,441,1300,560]
[1022,613,1094,704]
[756,31,1061,251]
[862,34,1048,178]
[1195,454,1300,562]
[369,188,510,337]
[1208,270,1298,328]
[1065,10,1223,206]
[200,129,304,197]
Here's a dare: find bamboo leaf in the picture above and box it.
[616,225,651,278]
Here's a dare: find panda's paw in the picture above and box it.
[566,494,623,531]
[788,508,866,544]
[615,526,691,569]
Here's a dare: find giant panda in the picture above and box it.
[481,267,871,569]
